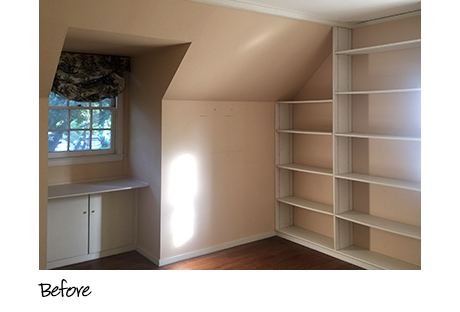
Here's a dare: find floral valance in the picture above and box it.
[51,52,130,102]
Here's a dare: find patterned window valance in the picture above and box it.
[51,52,130,102]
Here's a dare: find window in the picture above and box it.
[48,51,129,166]
[48,92,124,166]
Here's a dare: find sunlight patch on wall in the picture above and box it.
[169,154,197,247]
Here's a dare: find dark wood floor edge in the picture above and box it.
[157,231,278,267]
[275,233,373,269]
[54,236,364,270]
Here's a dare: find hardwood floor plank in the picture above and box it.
[54,237,363,270]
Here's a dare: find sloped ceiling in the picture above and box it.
[40,0,330,101]
[62,28,185,57]
[163,8,332,101]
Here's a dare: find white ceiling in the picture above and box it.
[192,0,421,26]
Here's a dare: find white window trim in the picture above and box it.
[48,93,125,167]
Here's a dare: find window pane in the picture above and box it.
[70,109,90,129]
[49,92,69,107]
[91,98,112,107]
[49,109,68,130]
[92,109,112,129]
[70,131,90,151]
[92,130,111,150]
[48,131,69,152]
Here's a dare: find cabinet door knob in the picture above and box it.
[91,210,95,213]
[83,211,87,214]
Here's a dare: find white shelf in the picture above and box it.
[276,27,421,269]
[277,99,333,104]
[335,39,421,55]
[277,226,334,250]
[48,177,149,199]
[277,163,333,176]
[277,129,332,135]
[335,132,421,141]
[336,211,421,240]
[335,88,421,95]
[338,246,420,270]
[335,173,420,191]
[277,196,333,215]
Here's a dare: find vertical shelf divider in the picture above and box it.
[275,102,293,230]
[333,27,354,251]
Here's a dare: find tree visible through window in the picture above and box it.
[48,92,115,155]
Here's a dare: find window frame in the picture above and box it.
[48,92,124,167]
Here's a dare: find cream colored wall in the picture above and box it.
[47,161,128,185]
[39,2,66,269]
[294,53,332,101]
[353,15,421,48]
[161,100,274,259]
[128,45,190,261]
[40,0,333,267]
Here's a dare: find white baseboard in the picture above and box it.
[157,231,277,267]
[135,245,160,266]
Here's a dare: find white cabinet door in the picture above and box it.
[47,196,89,262]
[89,190,134,254]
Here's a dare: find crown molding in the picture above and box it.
[352,9,421,28]
[190,0,355,28]
[190,0,421,29]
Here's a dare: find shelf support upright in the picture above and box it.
[333,26,353,250]
[275,102,293,229]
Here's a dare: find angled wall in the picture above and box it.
[128,44,191,262]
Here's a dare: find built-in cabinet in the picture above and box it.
[47,178,148,269]
[275,19,421,269]
[47,195,92,263]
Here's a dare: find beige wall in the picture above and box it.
[295,53,332,101]
[161,100,275,260]
[39,0,332,268]
[128,45,190,261]
[353,15,421,48]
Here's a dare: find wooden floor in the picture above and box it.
[55,236,363,270]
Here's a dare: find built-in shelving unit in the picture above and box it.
[277,196,333,215]
[335,173,421,191]
[335,88,421,95]
[334,39,421,55]
[275,98,335,254]
[336,210,421,239]
[277,100,333,104]
[277,129,332,135]
[275,19,421,270]
[335,132,420,141]
[277,226,335,250]
[276,164,333,176]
